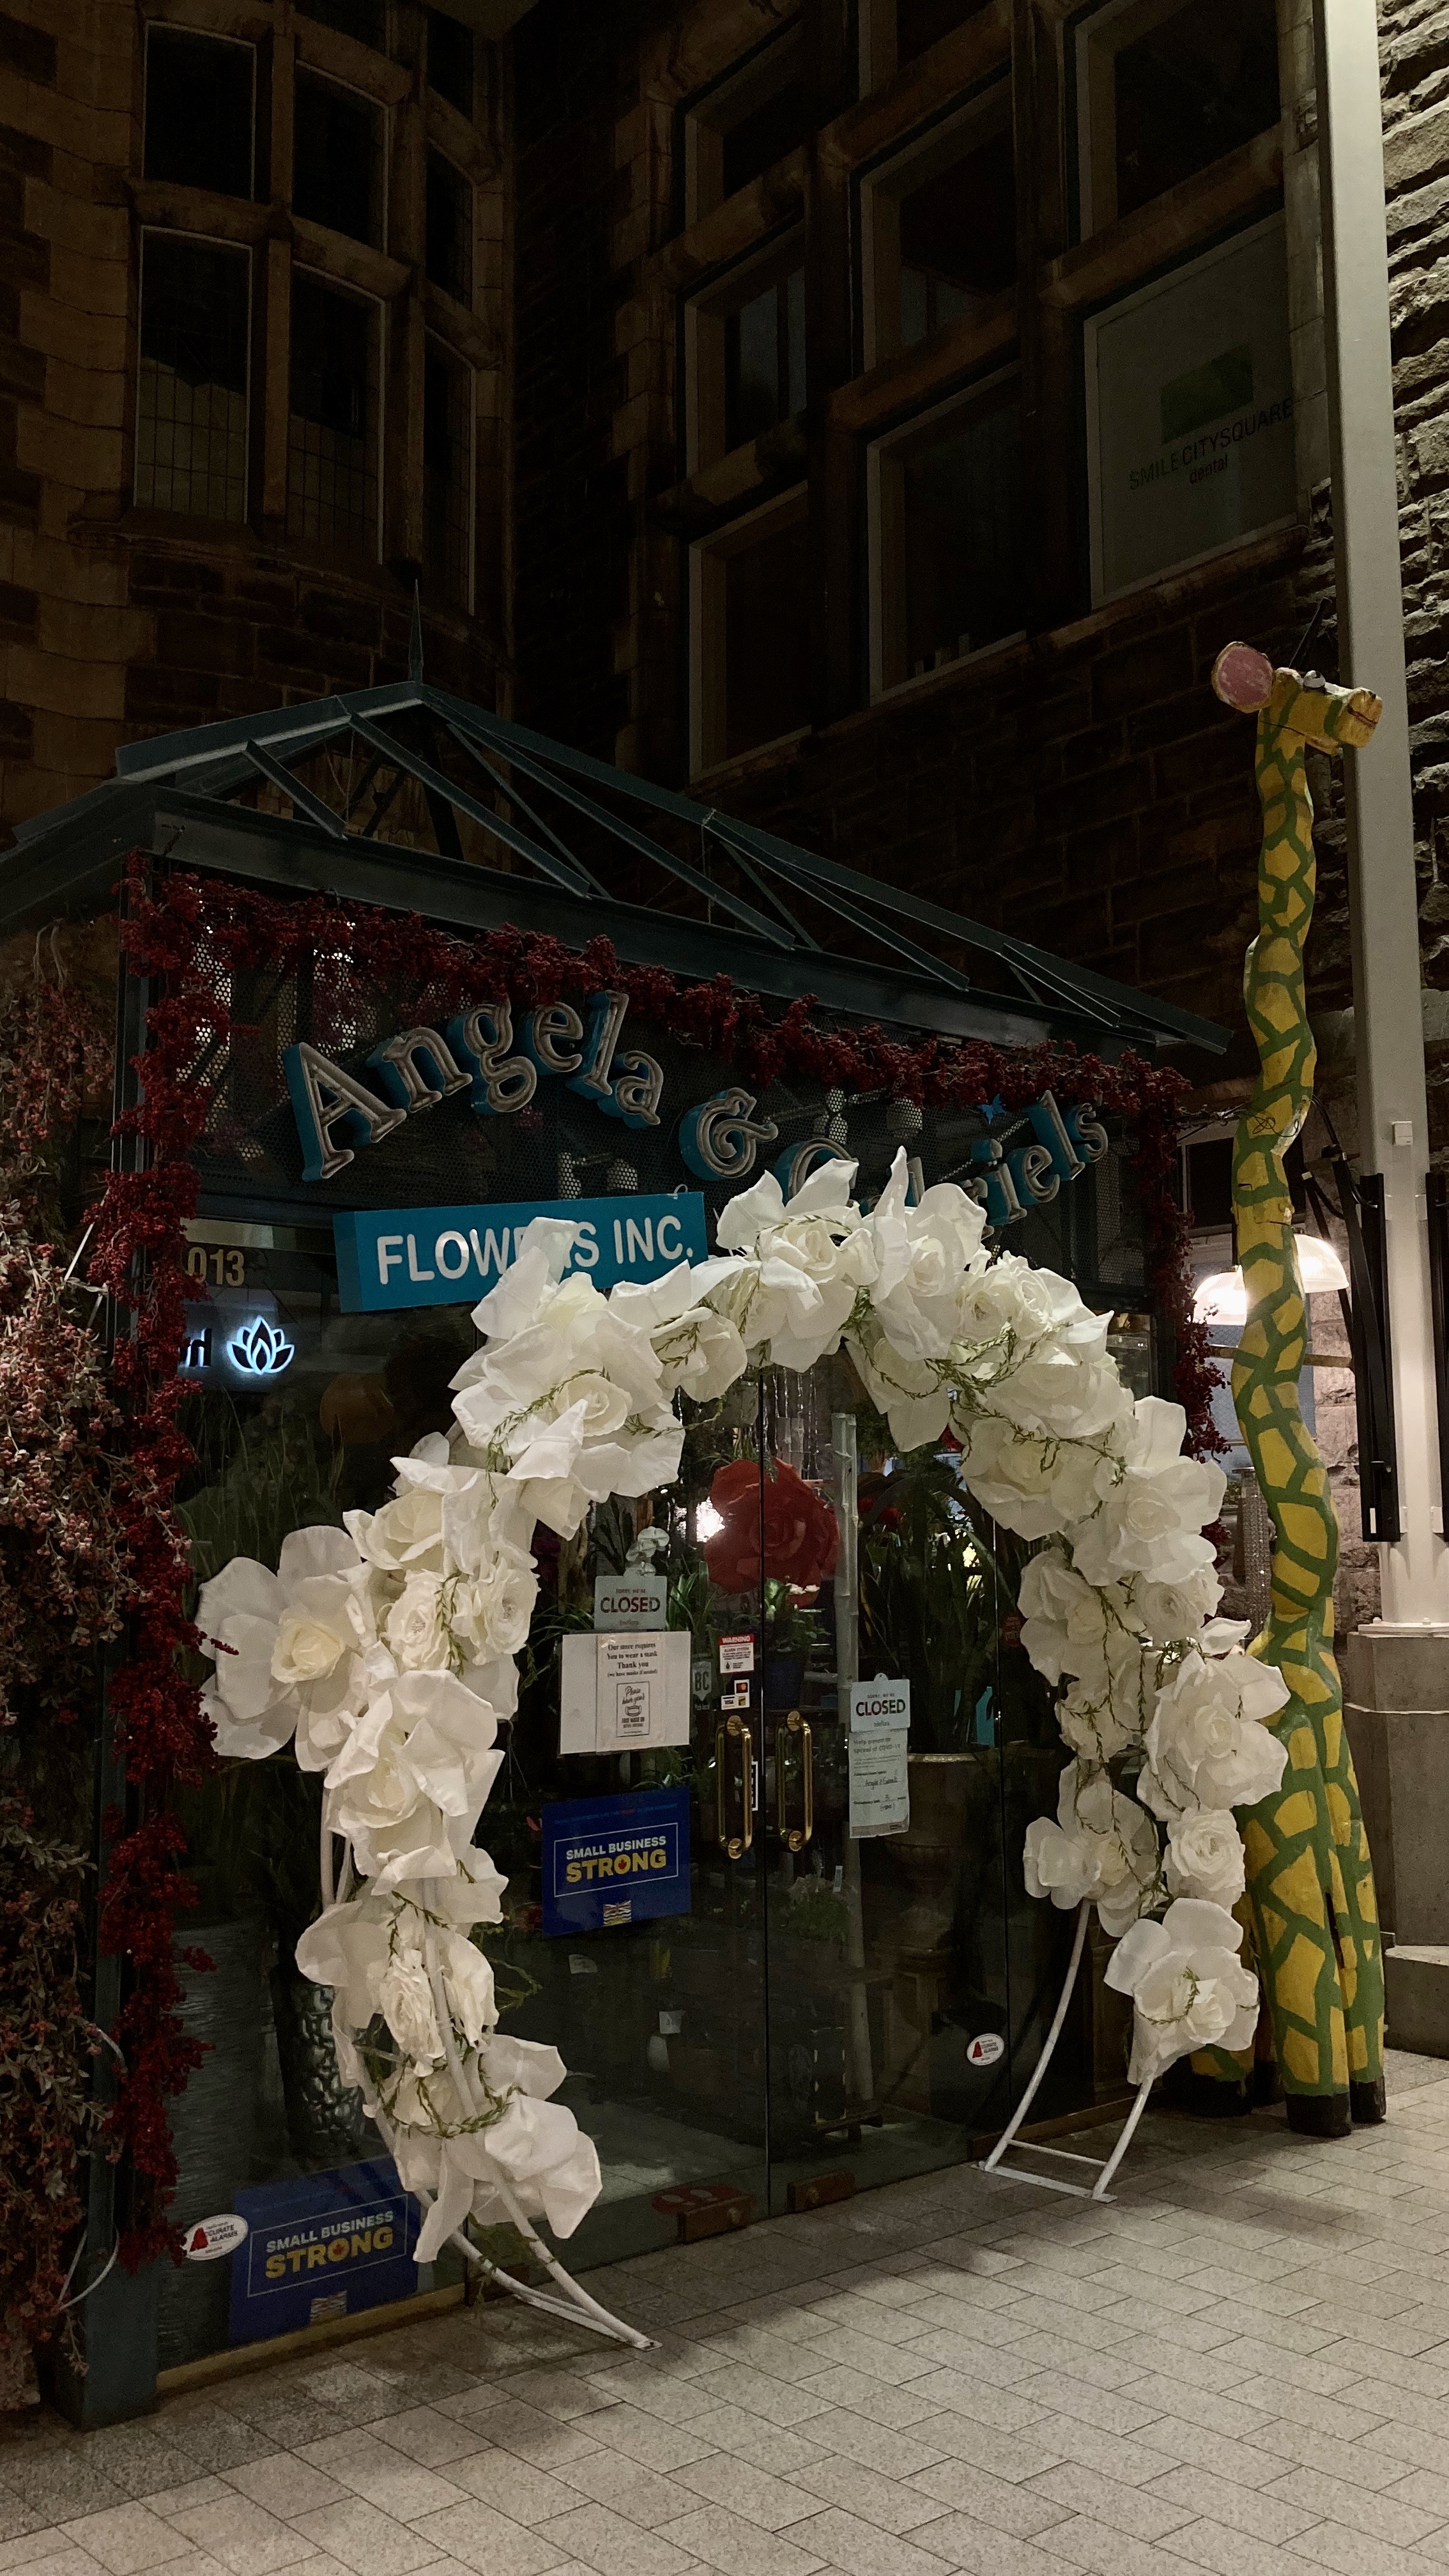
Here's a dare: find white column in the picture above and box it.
[1315,0,1449,1629]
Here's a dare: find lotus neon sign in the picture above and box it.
[227,1317,295,1376]
[283,990,1108,1234]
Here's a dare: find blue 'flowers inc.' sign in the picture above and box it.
[333,1192,710,1314]
[542,1789,691,1936]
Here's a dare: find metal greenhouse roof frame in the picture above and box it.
[1,673,1228,1059]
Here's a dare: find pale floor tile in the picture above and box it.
[677,2414,829,2479]
[54,2508,194,2576]
[288,2434,469,2525]
[365,2409,497,2469]
[328,2492,546,2576]
[894,2368,1055,2435]
[166,2490,320,2575]
[135,2484,233,2521]
[689,2372,831,2429]
[445,2453,583,2526]
[664,2457,820,2533]
[0,2553,112,2576]
[532,2502,704,2576]
[1029,2511,1206,2574]
[1142,2465,1322,2545]
[554,2453,696,2530]
[654,2505,822,2576]
[901,2460,1075,2541]
[786,2416,944,2484]
[1156,2514,1327,2576]
[1284,2526,1449,2576]
[1025,2462,1193,2545]
[737,2505,937,2576]
[462,2405,606,2472]
[790,2373,940,2429]
[777,2460,941,2537]
[222,2460,351,2520]
[1261,2464,1447,2547]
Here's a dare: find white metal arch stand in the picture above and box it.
[982,1901,1153,2203]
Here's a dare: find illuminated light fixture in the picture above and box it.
[694,1500,724,1542]
[1295,1232,1350,1295]
[1193,1270,1249,1326]
[229,1316,295,1375]
[1193,1234,1349,1327]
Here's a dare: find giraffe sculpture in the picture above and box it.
[1206,640,1386,2134]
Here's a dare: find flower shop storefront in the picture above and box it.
[0,679,1227,2423]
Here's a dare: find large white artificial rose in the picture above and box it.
[1105,1897,1260,2086]
[1023,1762,1160,1937]
[702,1157,877,1370]
[450,1542,539,1660]
[393,2034,602,2261]
[195,1524,364,1761]
[1165,1806,1248,1908]
[610,1263,748,1401]
[323,1671,503,1890]
[1140,1646,1290,1820]
[1069,1398,1227,1587]
[1130,1564,1225,1643]
[385,1573,453,1673]
[955,1414,1103,1539]
[860,1149,986,1360]
[451,1220,682,1537]
[345,1482,447,1575]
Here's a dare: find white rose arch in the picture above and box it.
[196,1151,1285,2338]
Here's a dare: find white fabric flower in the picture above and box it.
[346,1483,447,1575]
[1140,1646,1290,1820]
[450,1544,539,1660]
[956,1414,1103,1539]
[1023,1763,1160,1937]
[609,1262,748,1400]
[323,1671,503,1890]
[196,1526,362,1761]
[377,1942,445,2074]
[1165,1807,1248,1908]
[1130,1565,1224,1643]
[1105,1897,1259,2085]
[1070,1399,1226,1587]
[384,1573,452,1673]
[702,1158,876,1370]
[862,1149,986,1360]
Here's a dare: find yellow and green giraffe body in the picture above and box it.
[1208,640,1385,2133]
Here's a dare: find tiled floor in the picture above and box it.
[9,2049,1449,2576]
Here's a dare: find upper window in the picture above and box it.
[859,0,995,91]
[426,8,474,117]
[143,29,254,200]
[682,26,807,226]
[1084,213,1294,602]
[861,88,1015,369]
[135,234,249,521]
[686,236,806,472]
[293,73,382,247]
[425,151,473,303]
[424,341,472,608]
[295,0,387,49]
[868,372,1023,697]
[1076,0,1280,236]
[690,487,810,774]
[288,272,380,554]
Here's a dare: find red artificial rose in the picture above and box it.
[702,1457,839,1593]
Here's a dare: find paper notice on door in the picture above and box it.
[559,1629,691,1753]
[847,1676,911,1839]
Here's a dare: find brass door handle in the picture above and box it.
[776,1709,813,1851]
[716,1713,753,1859]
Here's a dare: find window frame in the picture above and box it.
[291,64,389,253]
[681,22,805,228]
[286,266,386,562]
[684,226,807,475]
[866,363,1025,703]
[1082,209,1296,607]
[1071,0,1284,240]
[425,145,474,307]
[423,333,476,611]
[857,77,1015,373]
[134,225,253,525]
[688,481,810,779]
[141,22,257,202]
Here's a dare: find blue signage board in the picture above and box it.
[542,1789,692,1937]
[228,2156,421,2345]
[334,1192,710,1313]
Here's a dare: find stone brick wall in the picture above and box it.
[0,0,505,846]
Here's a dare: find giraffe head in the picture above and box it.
[1211,641,1383,754]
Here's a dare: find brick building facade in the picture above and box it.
[4,0,1449,1621]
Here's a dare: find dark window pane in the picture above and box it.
[296,0,385,49]
[896,0,994,68]
[424,343,471,607]
[293,73,378,245]
[720,77,808,198]
[1116,0,1279,218]
[724,512,810,756]
[901,394,1022,673]
[899,125,1015,348]
[288,273,378,550]
[144,29,253,199]
[723,267,806,450]
[425,151,472,302]
[426,8,474,115]
[136,236,249,519]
